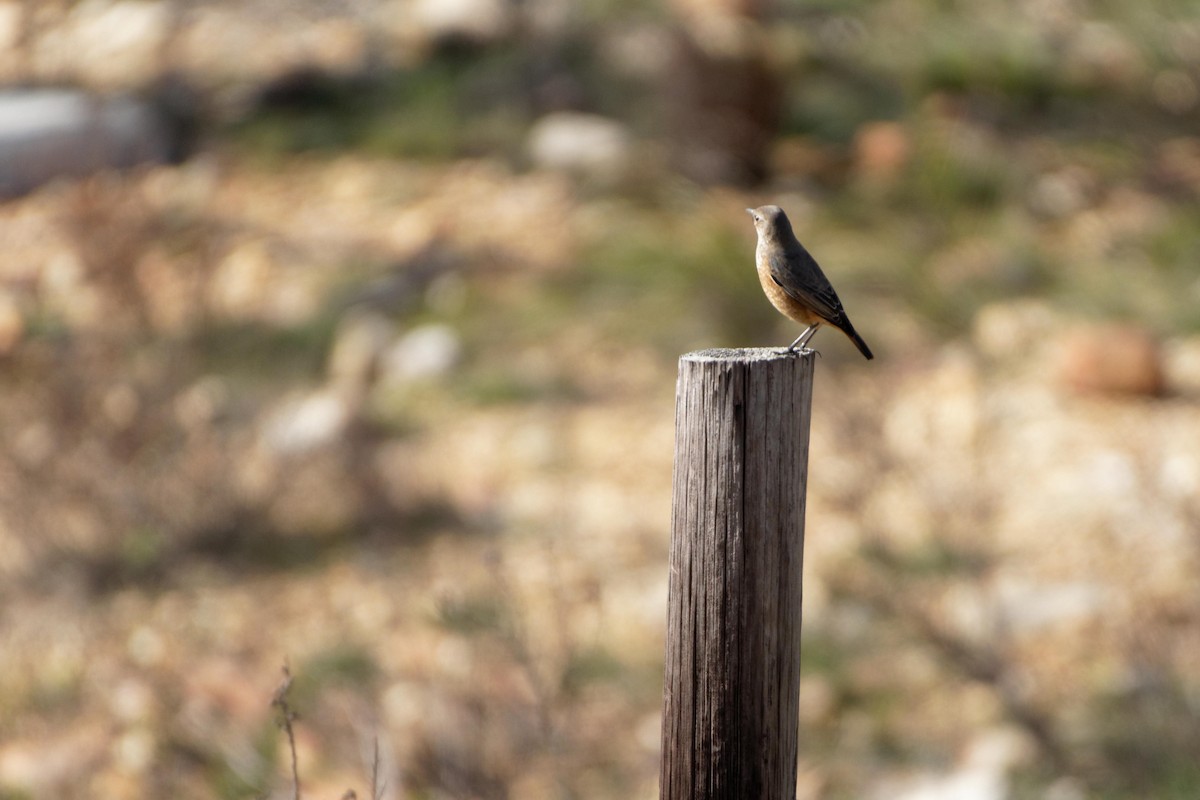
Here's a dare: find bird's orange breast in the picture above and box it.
[756,252,821,327]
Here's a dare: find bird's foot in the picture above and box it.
[777,346,821,358]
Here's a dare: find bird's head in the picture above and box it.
[745,205,789,240]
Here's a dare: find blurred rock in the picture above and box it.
[1164,335,1200,395]
[1159,451,1200,501]
[112,729,154,772]
[0,725,107,796]
[126,625,166,668]
[409,0,514,47]
[261,389,354,456]
[598,23,674,82]
[173,376,230,431]
[527,112,634,180]
[1057,323,1165,396]
[208,240,273,319]
[175,6,276,90]
[853,121,911,181]
[870,727,1033,800]
[0,89,170,197]
[0,4,18,60]
[381,323,463,384]
[994,579,1110,634]
[971,300,1059,361]
[1027,166,1097,219]
[304,19,373,76]
[380,682,420,749]
[61,0,170,88]
[175,8,371,98]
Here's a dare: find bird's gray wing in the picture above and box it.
[767,246,845,323]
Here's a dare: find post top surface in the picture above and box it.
[682,347,816,363]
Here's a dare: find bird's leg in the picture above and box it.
[785,325,815,352]
[781,324,820,355]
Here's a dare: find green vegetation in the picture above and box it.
[206,722,280,800]
[190,315,340,382]
[433,591,509,634]
[298,645,380,699]
[560,645,626,696]
[228,54,531,162]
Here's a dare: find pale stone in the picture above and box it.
[527,112,634,178]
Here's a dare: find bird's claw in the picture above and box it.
[777,347,821,358]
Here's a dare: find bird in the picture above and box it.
[746,205,874,359]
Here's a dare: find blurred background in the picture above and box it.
[1,0,1199,798]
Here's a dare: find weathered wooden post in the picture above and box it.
[661,348,815,799]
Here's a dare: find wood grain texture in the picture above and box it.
[661,348,815,800]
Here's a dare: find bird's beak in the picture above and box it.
[745,208,754,216]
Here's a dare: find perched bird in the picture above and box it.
[746,205,874,359]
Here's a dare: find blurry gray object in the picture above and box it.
[0,89,171,197]
[526,112,633,178]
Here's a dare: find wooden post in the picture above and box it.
[660,348,815,800]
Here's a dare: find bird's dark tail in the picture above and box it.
[839,318,874,360]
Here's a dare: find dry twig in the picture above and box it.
[272,664,301,800]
